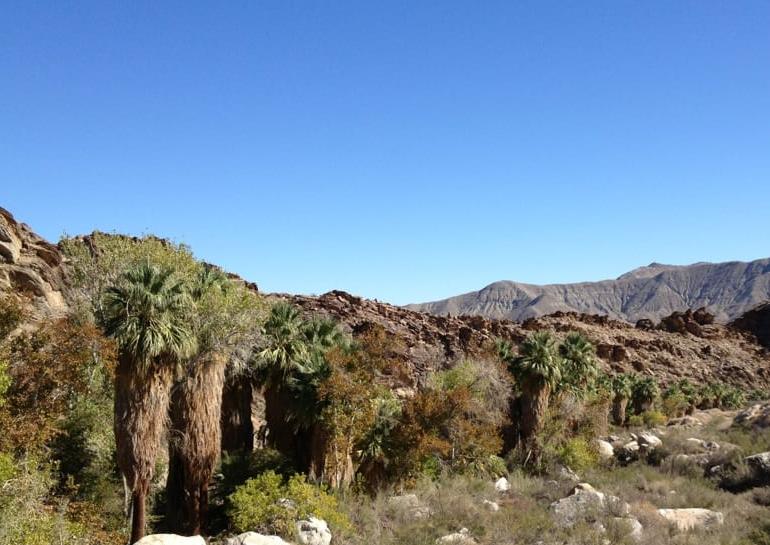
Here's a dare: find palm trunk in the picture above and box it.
[221,371,254,453]
[520,383,550,463]
[114,353,174,544]
[612,396,628,425]
[167,353,227,535]
[130,490,146,544]
[263,383,305,469]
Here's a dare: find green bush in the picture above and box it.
[641,410,667,426]
[228,471,350,537]
[0,451,15,482]
[554,437,598,471]
[626,415,644,427]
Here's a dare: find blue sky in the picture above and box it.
[2,1,769,305]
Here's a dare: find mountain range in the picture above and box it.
[406,259,770,323]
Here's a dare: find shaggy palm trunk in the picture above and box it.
[612,396,628,425]
[114,353,174,544]
[167,353,227,535]
[263,383,308,469]
[221,371,254,453]
[520,383,551,463]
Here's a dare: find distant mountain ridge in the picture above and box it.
[406,259,770,323]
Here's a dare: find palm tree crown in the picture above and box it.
[102,262,195,371]
[511,331,562,390]
[558,332,598,396]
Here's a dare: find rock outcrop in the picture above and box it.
[289,292,770,389]
[0,207,69,319]
[731,303,770,349]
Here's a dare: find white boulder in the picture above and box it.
[135,536,206,545]
[482,499,500,512]
[436,528,476,544]
[657,508,724,532]
[550,483,629,527]
[494,476,511,493]
[225,532,292,545]
[296,517,332,545]
[596,440,615,460]
[637,432,662,450]
[387,493,432,520]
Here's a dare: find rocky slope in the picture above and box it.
[288,291,770,389]
[406,260,770,323]
[1,207,768,390]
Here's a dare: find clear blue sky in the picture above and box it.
[2,1,769,305]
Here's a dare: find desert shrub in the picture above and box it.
[228,470,350,537]
[387,359,510,483]
[641,409,667,427]
[554,437,598,471]
[626,415,644,427]
[0,296,25,341]
[662,382,692,417]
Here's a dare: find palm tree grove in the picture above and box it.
[3,3,770,545]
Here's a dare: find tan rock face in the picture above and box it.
[0,207,69,320]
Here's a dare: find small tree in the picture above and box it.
[630,376,660,414]
[558,332,598,399]
[500,331,561,461]
[610,374,633,425]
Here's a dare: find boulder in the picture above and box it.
[550,483,629,527]
[693,307,715,325]
[617,441,640,462]
[436,528,476,544]
[612,517,643,542]
[635,318,655,331]
[637,432,662,450]
[557,465,580,482]
[685,438,719,451]
[482,499,500,512]
[225,533,292,545]
[296,517,332,545]
[667,415,703,427]
[657,508,724,532]
[734,403,770,429]
[135,536,206,545]
[387,493,431,520]
[494,476,511,493]
[596,440,615,460]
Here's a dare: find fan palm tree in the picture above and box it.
[255,302,312,467]
[558,332,598,398]
[631,375,660,414]
[103,262,195,544]
[504,331,561,456]
[166,266,231,535]
[610,374,634,425]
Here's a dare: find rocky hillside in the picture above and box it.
[2,207,768,390]
[288,291,770,390]
[406,260,770,323]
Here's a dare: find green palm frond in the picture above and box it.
[102,261,196,372]
[511,331,562,389]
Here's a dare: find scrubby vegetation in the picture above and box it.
[1,236,769,544]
